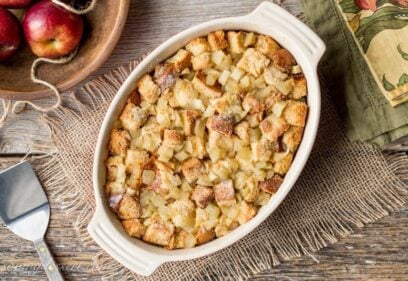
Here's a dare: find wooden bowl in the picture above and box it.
[0,0,130,100]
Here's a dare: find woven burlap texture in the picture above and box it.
[35,61,408,281]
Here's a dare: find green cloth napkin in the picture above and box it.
[300,0,408,147]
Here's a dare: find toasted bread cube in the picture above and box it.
[171,198,196,217]
[283,126,304,151]
[182,110,201,136]
[118,196,142,219]
[142,170,156,185]
[128,90,141,106]
[242,93,265,114]
[191,52,213,71]
[260,114,289,142]
[263,65,288,85]
[108,129,131,156]
[167,49,192,71]
[264,91,284,109]
[174,78,199,107]
[143,222,175,247]
[186,37,211,56]
[125,149,149,174]
[255,35,280,59]
[191,185,215,208]
[121,219,145,238]
[207,115,234,136]
[214,180,236,206]
[237,48,270,77]
[227,31,246,54]
[272,48,296,72]
[196,227,216,245]
[119,103,148,134]
[292,77,307,99]
[273,152,294,175]
[208,30,228,51]
[259,175,283,194]
[181,158,204,183]
[163,129,185,146]
[153,63,177,91]
[238,201,257,224]
[106,156,124,182]
[244,32,257,47]
[192,72,223,98]
[282,101,308,127]
[137,74,160,103]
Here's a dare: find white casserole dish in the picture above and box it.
[88,1,325,276]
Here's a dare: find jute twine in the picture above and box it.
[0,0,97,128]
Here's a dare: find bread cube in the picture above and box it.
[137,74,160,103]
[214,180,236,206]
[282,126,304,151]
[242,93,265,114]
[181,158,204,183]
[106,156,123,182]
[237,48,270,77]
[260,114,289,142]
[108,129,131,156]
[118,196,142,219]
[128,89,141,106]
[143,222,175,247]
[182,110,201,136]
[121,219,146,238]
[119,103,148,134]
[191,52,213,71]
[207,115,234,136]
[192,72,223,98]
[227,31,246,54]
[163,129,185,146]
[186,37,211,56]
[234,121,250,143]
[208,30,228,51]
[238,201,257,224]
[171,198,195,217]
[167,49,192,72]
[282,101,308,127]
[244,32,257,47]
[291,77,307,99]
[191,185,214,208]
[272,49,296,72]
[259,175,283,194]
[273,152,294,175]
[251,139,272,162]
[196,227,216,245]
[255,35,280,59]
[153,63,177,91]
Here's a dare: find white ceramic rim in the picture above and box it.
[88,1,326,276]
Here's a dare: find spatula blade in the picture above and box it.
[0,161,50,242]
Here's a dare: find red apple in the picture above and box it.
[22,0,84,58]
[0,6,21,61]
[0,0,33,9]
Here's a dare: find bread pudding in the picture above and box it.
[105,30,308,249]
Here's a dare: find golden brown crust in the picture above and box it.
[117,196,142,219]
[191,52,213,71]
[154,63,177,91]
[207,115,234,136]
[291,77,307,100]
[191,185,215,208]
[260,114,289,142]
[137,74,160,103]
[122,219,146,238]
[282,126,304,151]
[214,180,236,206]
[237,48,270,77]
[143,222,175,247]
[255,35,280,59]
[273,152,294,175]
[181,158,204,183]
[186,37,211,56]
[192,71,223,98]
[208,30,228,51]
[259,175,283,194]
[196,227,216,245]
[167,49,192,72]
[163,129,185,146]
[108,129,130,156]
[182,110,201,136]
[272,49,296,72]
[227,31,246,54]
[282,100,308,127]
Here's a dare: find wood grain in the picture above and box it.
[0,0,407,280]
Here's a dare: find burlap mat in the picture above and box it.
[34,59,408,280]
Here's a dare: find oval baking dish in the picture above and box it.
[89,1,325,276]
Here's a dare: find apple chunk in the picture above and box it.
[22,0,84,58]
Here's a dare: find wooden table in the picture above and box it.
[1,0,407,280]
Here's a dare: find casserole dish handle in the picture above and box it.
[247,1,326,67]
[88,211,163,276]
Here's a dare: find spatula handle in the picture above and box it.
[34,239,65,281]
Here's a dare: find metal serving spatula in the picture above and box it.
[0,161,64,281]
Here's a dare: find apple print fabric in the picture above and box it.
[337,0,408,106]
